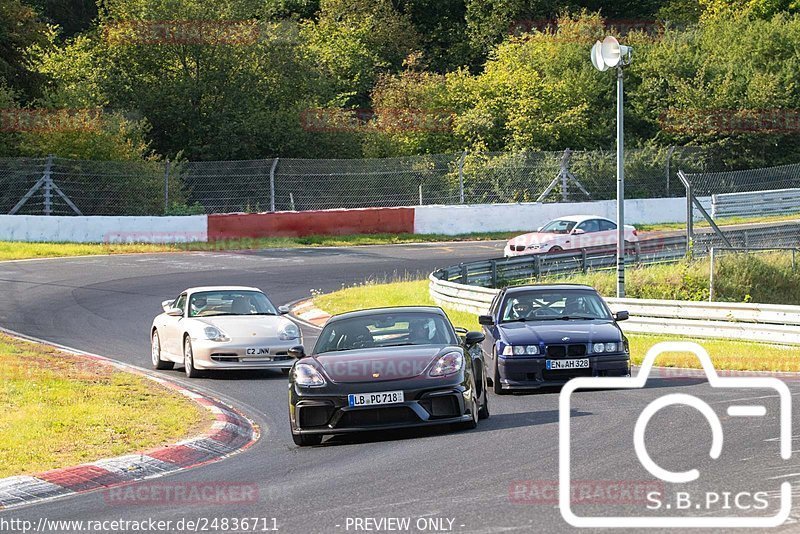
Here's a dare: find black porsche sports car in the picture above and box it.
[288,306,488,446]
[479,284,631,393]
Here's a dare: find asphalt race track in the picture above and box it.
[1,242,800,533]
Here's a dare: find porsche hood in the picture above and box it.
[311,345,454,383]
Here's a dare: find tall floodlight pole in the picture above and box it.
[591,36,632,298]
[615,66,625,297]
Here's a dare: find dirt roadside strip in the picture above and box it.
[0,329,260,511]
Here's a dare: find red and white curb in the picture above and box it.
[290,299,331,327]
[0,330,260,511]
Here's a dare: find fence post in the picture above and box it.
[269,158,279,212]
[683,172,694,257]
[163,158,170,214]
[709,247,715,302]
[665,145,676,197]
[534,255,541,281]
[581,249,587,273]
[458,150,466,204]
[460,263,468,284]
[43,154,54,216]
[490,259,497,287]
[561,149,569,202]
[419,184,423,206]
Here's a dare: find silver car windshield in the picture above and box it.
[189,291,277,317]
[315,312,457,353]
[501,291,611,322]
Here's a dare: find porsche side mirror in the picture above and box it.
[288,345,306,359]
[161,300,174,312]
[278,305,290,315]
[464,331,485,346]
[478,315,494,326]
[166,307,183,317]
[614,310,629,322]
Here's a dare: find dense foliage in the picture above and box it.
[0,0,799,166]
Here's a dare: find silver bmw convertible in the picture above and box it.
[150,286,303,378]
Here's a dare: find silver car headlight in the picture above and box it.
[278,322,300,341]
[294,363,326,387]
[204,326,230,342]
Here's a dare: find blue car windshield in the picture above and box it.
[500,291,611,322]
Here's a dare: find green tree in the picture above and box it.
[302,0,421,107]
[631,13,800,167]
[0,0,50,99]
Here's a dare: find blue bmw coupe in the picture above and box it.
[479,284,630,393]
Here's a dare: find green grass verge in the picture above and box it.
[313,279,800,373]
[637,212,800,232]
[0,334,212,477]
[0,232,513,262]
[539,252,800,305]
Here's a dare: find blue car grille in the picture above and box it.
[546,344,587,358]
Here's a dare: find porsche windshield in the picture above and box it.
[188,291,277,317]
[501,290,611,322]
[315,312,457,353]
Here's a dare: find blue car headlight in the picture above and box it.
[502,345,539,356]
[592,342,620,353]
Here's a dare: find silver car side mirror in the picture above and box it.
[278,305,290,315]
[161,300,174,312]
[166,307,183,317]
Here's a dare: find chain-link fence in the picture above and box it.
[0,146,761,216]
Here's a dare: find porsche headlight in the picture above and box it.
[278,322,300,341]
[203,326,230,342]
[429,351,463,377]
[502,345,539,356]
[293,363,326,387]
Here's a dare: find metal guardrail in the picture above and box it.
[428,273,800,345]
[432,236,688,288]
[434,222,800,291]
[711,188,800,218]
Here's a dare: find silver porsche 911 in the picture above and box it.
[150,286,303,378]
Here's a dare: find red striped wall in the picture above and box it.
[207,207,415,240]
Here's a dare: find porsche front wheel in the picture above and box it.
[184,337,202,378]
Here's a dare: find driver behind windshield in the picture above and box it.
[510,300,533,320]
[190,296,208,317]
[563,296,587,316]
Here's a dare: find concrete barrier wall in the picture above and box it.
[414,197,710,235]
[208,207,415,239]
[1,197,705,243]
[0,215,208,243]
